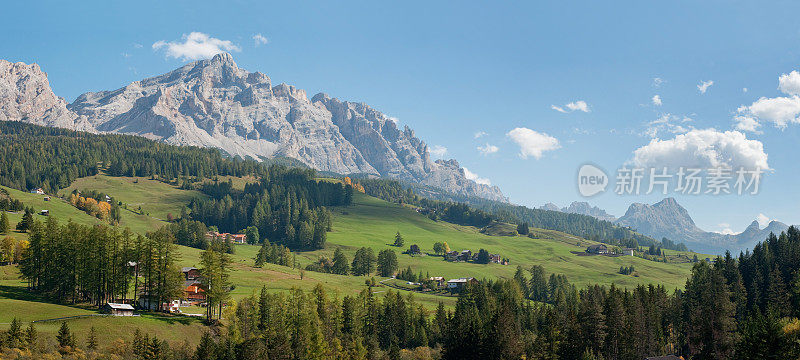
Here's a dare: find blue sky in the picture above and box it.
[3,1,800,234]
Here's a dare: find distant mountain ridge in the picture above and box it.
[614,197,790,254]
[537,201,616,222]
[0,54,505,202]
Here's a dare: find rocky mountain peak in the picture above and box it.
[562,201,617,222]
[745,220,761,231]
[210,52,236,66]
[0,60,92,131]
[0,54,507,202]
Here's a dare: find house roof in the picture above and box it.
[587,244,607,250]
[448,277,475,283]
[184,280,202,287]
[105,303,134,310]
[181,267,198,273]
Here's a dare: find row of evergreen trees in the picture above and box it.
[188,168,350,250]
[0,121,268,194]
[18,217,182,307]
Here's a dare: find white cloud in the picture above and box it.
[429,145,448,159]
[474,131,488,139]
[738,96,800,129]
[756,213,770,228]
[133,43,143,49]
[387,116,399,125]
[551,100,590,113]
[743,87,748,93]
[652,95,662,106]
[462,167,492,186]
[631,128,769,170]
[506,127,561,160]
[644,113,692,138]
[697,80,714,94]
[252,33,269,47]
[778,70,800,96]
[653,77,665,87]
[121,52,131,58]
[734,115,762,134]
[153,32,241,61]
[714,223,737,235]
[735,70,800,131]
[477,143,499,155]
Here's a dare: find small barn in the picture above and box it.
[102,302,135,316]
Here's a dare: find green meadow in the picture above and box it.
[0,174,703,344]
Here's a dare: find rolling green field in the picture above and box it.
[2,184,165,236]
[60,175,209,222]
[300,193,696,291]
[0,174,702,346]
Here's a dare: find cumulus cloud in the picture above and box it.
[552,100,590,113]
[736,70,800,131]
[778,70,800,95]
[734,115,762,134]
[652,95,662,106]
[463,167,491,186]
[631,128,769,170]
[153,32,241,61]
[474,131,488,139]
[477,143,499,155]
[506,127,560,159]
[429,145,448,159]
[756,213,770,227]
[738,95,800,129]
[252,33,269,47]
[697,80,714,94]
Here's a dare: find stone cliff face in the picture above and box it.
[0,54,506,202]
[0,60,92,131]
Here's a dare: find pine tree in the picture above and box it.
[0,211,8,233]
[86,326,98,350]
[7,317,23,348]
[377,249,398,277]
[394,231,404,247]
[24,322,37,349]
[529,265,548,302]
[195,332,216,360]
[683,262,736,359]
[332,247,349,275]
[56,321,75,349]
[15,209,33,232]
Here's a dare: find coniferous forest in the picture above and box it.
[4,226,800,359]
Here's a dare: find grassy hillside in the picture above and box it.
[302,193,695,290]
[60,175,209,222]
[2,184,164,236]
[0,175,703,347]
